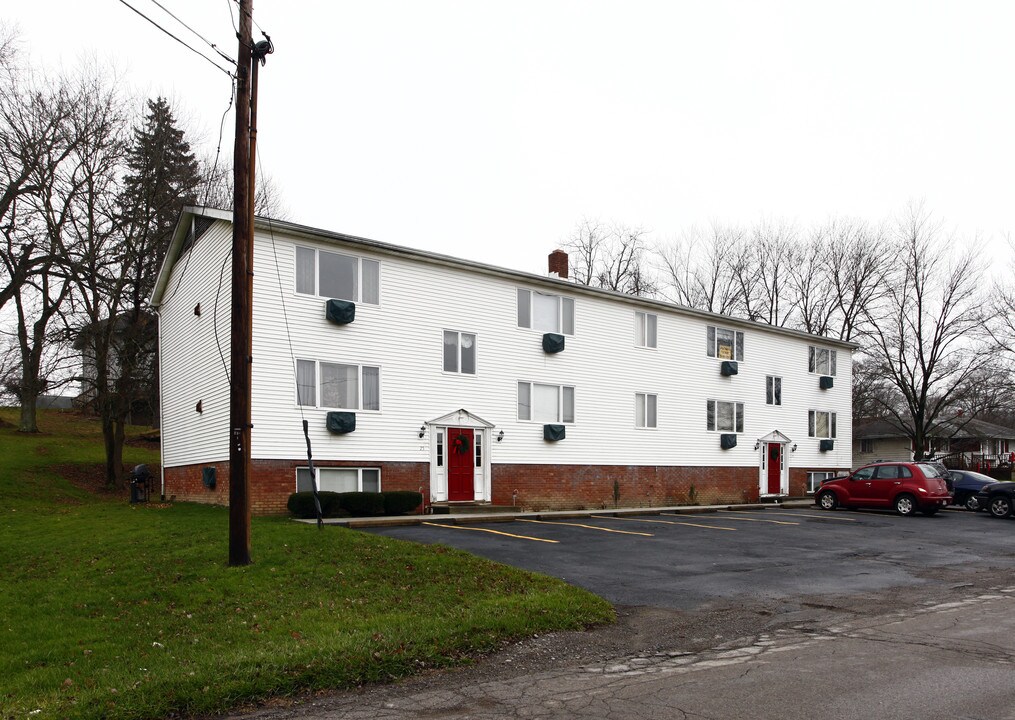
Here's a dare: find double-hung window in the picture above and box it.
[517,289,575,334]
[707,400,744,433]
[517,381,575,423]
[707,325,744,361]
[766,376,782,405]
[295,246,380,304]
[635,392,657,428]
[296,467,380,493]
[296,359,380,411]
[443,331,476,374]
[808,410,837,439]
[635,311,657,348]
[808,346,837,376]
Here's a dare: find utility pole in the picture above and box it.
[229,0,254,567]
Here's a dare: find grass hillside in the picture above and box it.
[0,409,613,720]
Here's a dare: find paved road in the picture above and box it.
[234,507,1015,720]
[367,507,1015,609]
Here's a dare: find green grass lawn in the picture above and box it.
[0,409,614,720]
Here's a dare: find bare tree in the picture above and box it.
[743,220,797,326]
[862,208,988,460]
[564,218,656,296]
[825,218,893,342]
[656,222,746,314]
[199,154,289,219]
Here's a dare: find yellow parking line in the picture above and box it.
[518,519,654,537]
[422,522,559,543]
[723,510,858,522]
[669,513,798,526]
[591,515,736,532]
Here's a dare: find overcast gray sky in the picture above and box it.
[11,1,1015,273]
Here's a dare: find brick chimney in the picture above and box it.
[548,249,569,279]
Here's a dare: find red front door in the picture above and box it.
[767,443,782,494]
[447,427,475,501]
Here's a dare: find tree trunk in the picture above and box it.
[102,414,119,488]
[18,391,38,433]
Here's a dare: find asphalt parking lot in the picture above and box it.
[366,506,1015,610]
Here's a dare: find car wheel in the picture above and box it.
[965,495,981,512]
[816,491,838,511]
[894,493,917,517]
[989,496,1013,519]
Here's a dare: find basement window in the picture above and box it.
[296,467,380,493]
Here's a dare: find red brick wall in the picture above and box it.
[163,459,427,515]
[492,464,760,510]
[164,459,849,515]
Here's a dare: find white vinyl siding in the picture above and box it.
[296,467,380,493]
[295,246,379,304]
[517,288,575,335]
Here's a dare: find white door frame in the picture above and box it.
[756,430,792,496]
[426,409,495,503]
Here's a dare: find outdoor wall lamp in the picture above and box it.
[753,440,761,450]
[497,430,505,442]
[791,443,798,452]
[418,425,425,439]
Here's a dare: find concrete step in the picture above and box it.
[429,503,520,515]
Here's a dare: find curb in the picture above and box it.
[298,499,818,529]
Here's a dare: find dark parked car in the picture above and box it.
[948,470,998,511]
[815,461,952,516]
[973,482,1015,518]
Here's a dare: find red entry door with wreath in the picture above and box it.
[447,427,475,501]
[767,443,782,494]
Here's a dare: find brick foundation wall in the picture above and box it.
[163,459,428,515]
[492,464,762,510]
[163,460,850,515]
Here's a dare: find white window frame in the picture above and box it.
[295,467,381,493]
[806,471,837,494]
[635,392,658,429]
[294,245,380,304]
[635,311,658,349]
[808,410,837,439]
[706,399,744,433]
[442,330,477,375]
[296,359,381,411]
[808,346,837,376]
[707,325,744,362]
[766,376,782,406]
[517,381,575,423]
[516,288,575,335]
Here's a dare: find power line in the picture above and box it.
[146,0,237,66]
[230,0,267,38]
[115,0,234,77]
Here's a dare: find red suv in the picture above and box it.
[815,462,952,516]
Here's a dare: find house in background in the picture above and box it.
[150,207,856,515]
[852,417,1015,470]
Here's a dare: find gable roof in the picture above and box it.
[854,417,1015,441]
[151,206,859,351]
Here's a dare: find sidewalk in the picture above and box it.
[294,498,817,529]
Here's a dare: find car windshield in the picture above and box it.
[916,463,948,479]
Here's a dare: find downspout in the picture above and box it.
[154,305,165,501]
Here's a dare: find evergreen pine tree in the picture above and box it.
[119,96,200,303]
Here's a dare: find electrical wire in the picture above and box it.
[116,0,234,77]
[161,78,236,307]
[213,245,232,384]
[230,0,268,38]
[145,0,237,66]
